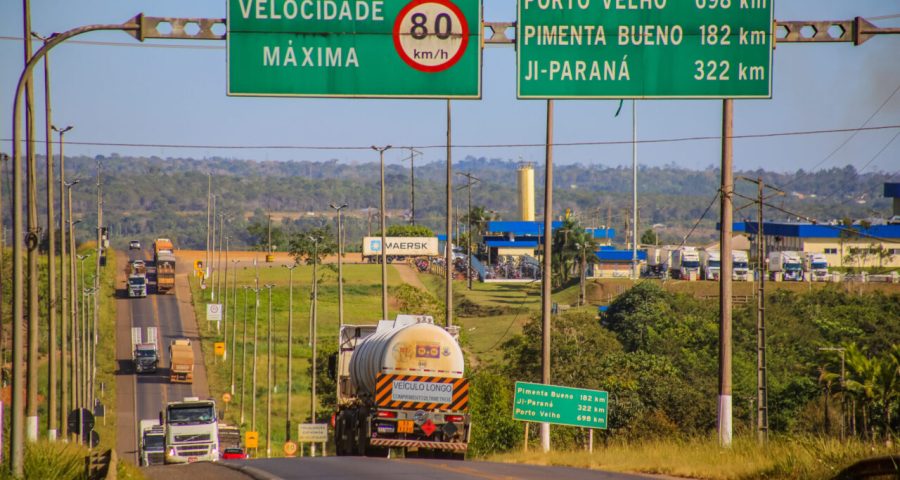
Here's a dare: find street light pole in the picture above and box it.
[251,286,259,437]
[55,127,73,441]
[33,32,60,440]
[309,236,320,457]
[230,259,239,396]
[239,286,249,426]
[372,145,392,320]
[283,264,297,441]
[329,204,348,326]
[265,284,274,458]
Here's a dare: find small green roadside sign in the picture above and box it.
[227,0,482,98]
[513,381,608,429]
[517,0,773,99]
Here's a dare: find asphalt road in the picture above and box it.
[115,247,210,465]
[224,457,659,480]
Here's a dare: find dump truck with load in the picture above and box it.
[132,327,159,373]
[169,339,194,383]
[155,252,176,294]
[334,315,469,459]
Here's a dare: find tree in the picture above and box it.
[288,225,337,265]
[640,228,658,246]
[570,228,599,306]
[462,205,495,251]
[382,224,434,237]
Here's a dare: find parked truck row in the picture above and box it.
[644,246,829,281]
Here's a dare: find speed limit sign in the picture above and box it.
[393,0,471,73]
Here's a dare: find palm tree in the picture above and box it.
[462,205,495,253]
[570,229,599,306]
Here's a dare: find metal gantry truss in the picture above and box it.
[127,15,899,45]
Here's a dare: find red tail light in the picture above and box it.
[376,411,397,419]
[445,415,464,422]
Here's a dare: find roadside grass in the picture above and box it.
[0,440,143,480]
[487,435,896,479]
[188,262,401,456]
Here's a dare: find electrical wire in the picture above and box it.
[676,190,721,248]
[815,130,900,203]
[780,83,900,190]
[3,125,898,153]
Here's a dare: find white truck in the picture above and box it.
[644,247,671,278]
[131,327,159,374]
[671,247,701,280]
[804,253,829,282]
[128,260,148,298]
[732,250,751,281]
[700,248,721,281]
[139,419,166,466]
[162,397,219,464]
[769,251,803,282]
[334,315,470,459]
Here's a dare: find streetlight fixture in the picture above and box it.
[371,145,392,320]
[282,264,298,441]
[329,203,348,327]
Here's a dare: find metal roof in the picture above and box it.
[485,240,539,248]
[595,250,647,261]
[736,222,900,239]
[487,221,563,235]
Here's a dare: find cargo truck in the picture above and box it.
[644,247,671,279]
[700,248,721,281]
[671,246,701,280]
[155,253,176,294]
[732,250,751,281]
[804,253,829,282]
[169,339,194,383]
[139,419,166,466]
[162,397,219,464]
[132,327,159,373]
[769,251,803,281]
[333,315,470,459]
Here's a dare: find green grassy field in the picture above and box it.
[188,262,402,456]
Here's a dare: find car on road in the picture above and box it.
[129,240,141,250]
[221,448,248,460]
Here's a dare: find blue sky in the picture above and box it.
[1,0,898,172]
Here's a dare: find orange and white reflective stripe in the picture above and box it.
[374,374,469,412]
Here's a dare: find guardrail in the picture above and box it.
[86,449,116,480]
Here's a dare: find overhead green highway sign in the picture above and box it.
[513,381,609,429]
[228,0,482,98]
[517,0,773,99]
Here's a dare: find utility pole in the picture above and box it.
[217,214,225,317]
[456,172,481,290]
[309,235,320,456]
[230,259,239,396]
[372,145,392,321]
[631,100,639,280]
[406,148,421,225]
[56,127,72,441]
[736,175,783,444]
[329,203,348,326]
[718,99,734,448]
[265,284,274,458]
[446,100,453,328]
[283,264,297,441]
[540,99,554,453]
[23,0,40,450]
[223,236,229,349]
[93,161,102,410]
[206,173,211,287]
[239,286,249,425]
[34,32,58,441]
[210,194,217,301]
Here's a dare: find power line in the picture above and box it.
[780,83,900,190]
[3,125,898,153]
[816,130,900,203]
[676,190,721,248]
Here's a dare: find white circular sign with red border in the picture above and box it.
[393,0,470,73]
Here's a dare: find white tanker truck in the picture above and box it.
[333,315,469,459]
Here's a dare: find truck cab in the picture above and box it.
[163,397,219,464]
[128,274,147,298]
[139,420,166,466]
[132,327,159,373]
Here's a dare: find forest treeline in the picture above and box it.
[6,153,892,250]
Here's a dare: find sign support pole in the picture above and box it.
[445,100,453,328]
[540,99,554,453]
[718,99,734,447]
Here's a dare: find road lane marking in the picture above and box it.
[397,459,519,480]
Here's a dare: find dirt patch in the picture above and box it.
[392,263,426,291]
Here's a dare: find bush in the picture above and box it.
[467,370,523,457]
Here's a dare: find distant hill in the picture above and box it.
[15,154,894,250]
